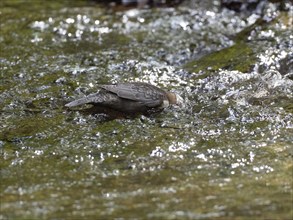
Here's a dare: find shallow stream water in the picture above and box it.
[0,1,292,219]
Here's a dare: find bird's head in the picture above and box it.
[166,92,185,108]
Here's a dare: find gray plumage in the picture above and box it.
[65,82,183,114]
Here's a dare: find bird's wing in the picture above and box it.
[99,83,166,107]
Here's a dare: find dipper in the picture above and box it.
[65,82,183,115]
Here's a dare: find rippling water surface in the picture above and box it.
[0,1,292,219]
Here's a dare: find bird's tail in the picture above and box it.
[65,93,100,107]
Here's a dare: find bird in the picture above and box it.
[65,82,183,116]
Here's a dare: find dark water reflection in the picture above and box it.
[0,0,292,219]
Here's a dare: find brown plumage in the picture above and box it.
[65,82,183,115]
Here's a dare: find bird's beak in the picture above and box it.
[175,94,185,108]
